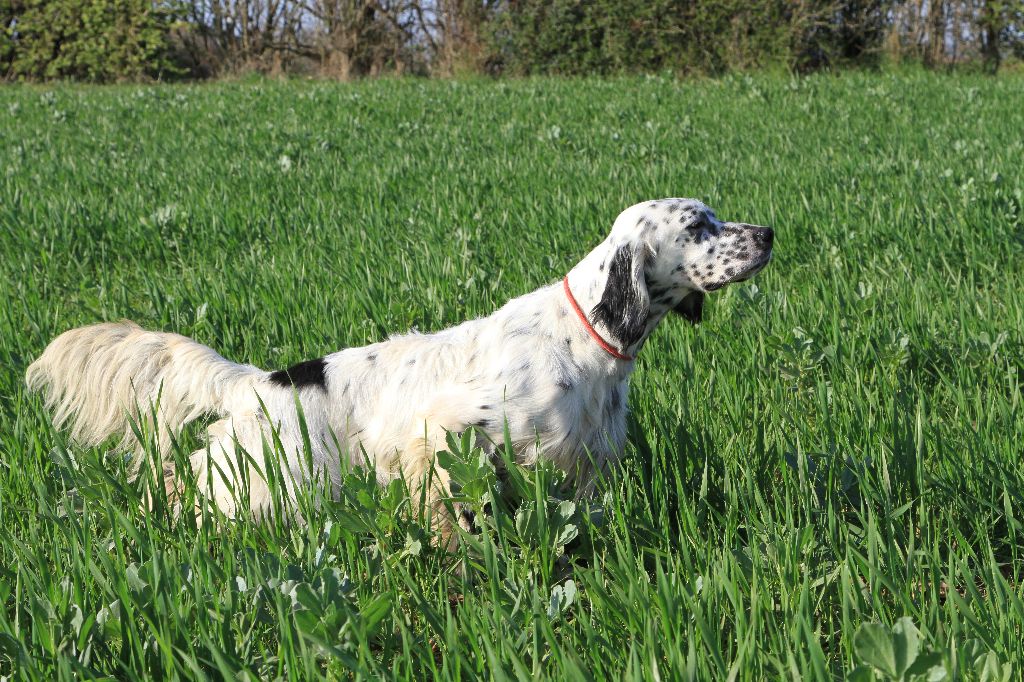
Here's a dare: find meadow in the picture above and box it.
[0,69,1022,679]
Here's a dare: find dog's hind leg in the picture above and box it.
[177,413,278,520]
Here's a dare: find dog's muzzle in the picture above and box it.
[736,228,773,281]
[703,226,774,291]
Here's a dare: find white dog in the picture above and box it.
[27,199,772,537]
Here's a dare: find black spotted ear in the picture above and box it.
[673,291,704,325]
[590,243,650,348]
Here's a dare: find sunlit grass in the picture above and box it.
[1,69,1022,679]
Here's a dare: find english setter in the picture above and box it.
[27,199,773,539]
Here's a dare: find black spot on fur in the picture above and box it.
[472,418,491,428]
[268,357,327,389]
[557,378,574,391]
[407,358,416,366]
[366,353,377,363]
[590,245,649,349]
[479,405,491,411]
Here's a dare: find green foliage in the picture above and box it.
[850,617,1017,680]
[1,71,1023,678]
[850,618,945,680]
[485,0,890,75]
[1,0,180,82]
[1,1,1016,81]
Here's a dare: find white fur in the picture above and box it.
[26,199,772,534]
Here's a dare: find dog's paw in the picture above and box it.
[457,503,478,534]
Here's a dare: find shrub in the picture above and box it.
[1,0,181,82]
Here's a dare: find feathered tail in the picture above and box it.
[26,321,263,455]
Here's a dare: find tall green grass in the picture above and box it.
[1,69,1022,679]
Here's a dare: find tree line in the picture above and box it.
[1,0,1021,82]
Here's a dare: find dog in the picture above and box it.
[26,199,772,539]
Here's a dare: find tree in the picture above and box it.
[976,0,1023,73]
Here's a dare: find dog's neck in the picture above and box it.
[565,239,677,363]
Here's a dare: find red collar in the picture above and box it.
[562,276,634,362]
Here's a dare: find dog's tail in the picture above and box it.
[26,321,264,455]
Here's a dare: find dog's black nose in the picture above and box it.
[753,227,774,246]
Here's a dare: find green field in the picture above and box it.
[1,70,1023,679]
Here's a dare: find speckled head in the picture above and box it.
[590,199,773,347]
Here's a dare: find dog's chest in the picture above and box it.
[513,368,629,474]
[576,377,629,449]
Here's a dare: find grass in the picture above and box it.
[0,68,1022,680]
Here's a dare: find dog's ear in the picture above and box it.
[590,242,650,348]
[673,291,704,325]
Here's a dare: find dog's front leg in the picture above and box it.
[401,427,456,549]
[400,419,474,551]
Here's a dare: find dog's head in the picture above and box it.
[590,199,773,348]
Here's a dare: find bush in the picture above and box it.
[1,0,181,82]
[482,0,891,76]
